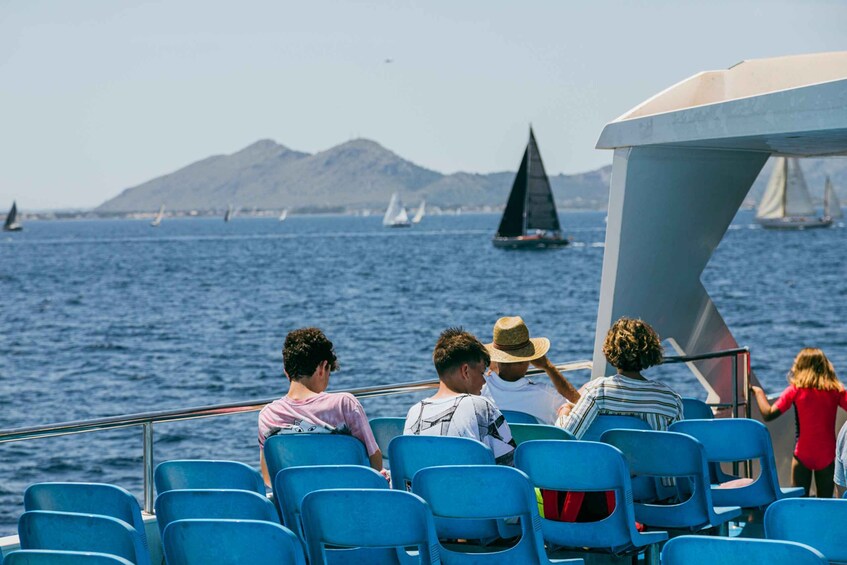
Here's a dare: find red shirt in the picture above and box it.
[774,385,847,470]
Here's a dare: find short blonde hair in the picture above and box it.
[789,348,842,391]
[603,317,663,372]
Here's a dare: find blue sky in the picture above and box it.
[2,0,846,209]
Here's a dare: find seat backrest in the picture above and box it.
[670,419,782,508]
[154,460,265,495]
[600,429,721,529]
[387,435,494,490]
[162,519,306,565]
[2,550,135,565]
[514,440,641,552]
[500,410,541,424]
[581,414,651,442]
[23,482,148,557]
[18,511,146,565]
[412,465,549,564]
[510,423,575,445]
[301,489,438,565]
[273,465,387,540]
[765,498,847,562]
[661,535,827,565]
[681,398,714,420]
[154,489,279,537]
[369,417,405,466]
[263,434,368,483]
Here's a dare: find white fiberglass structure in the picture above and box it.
[593,51,847,402]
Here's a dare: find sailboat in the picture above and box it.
[150,204,165,227]
[824,176,843,221]
[278,209,289,222]
[3,201,22,232]
[493,128,567,249]
[382,193,411,228]
[755,157,831,229]
[224,204,235,222]
[412,200,425,224]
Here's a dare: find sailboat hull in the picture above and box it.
[3,224,22,232]
[492,235,569,249]
[387,221,412,228]
[757,216,832,229]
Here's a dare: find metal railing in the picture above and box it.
[0,350,753,512]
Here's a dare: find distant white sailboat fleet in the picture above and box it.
[755,157,842,229]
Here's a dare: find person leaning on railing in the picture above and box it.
[257,327,383,486]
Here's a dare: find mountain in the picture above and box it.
[96,138,847,213]
[96,139,612,213]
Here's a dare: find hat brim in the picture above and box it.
[485,337,550,364]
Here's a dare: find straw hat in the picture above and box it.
[485,316,550,363]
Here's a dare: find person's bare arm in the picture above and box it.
[532,355,580,403]
[751,386,781,422]
[369,449,383,471]
[260,449,271,488]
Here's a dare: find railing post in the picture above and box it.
[142,422,154,514]
[731,356,740,477]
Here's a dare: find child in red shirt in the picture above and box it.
[752,348,847,498]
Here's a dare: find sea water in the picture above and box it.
[0,210,845,532]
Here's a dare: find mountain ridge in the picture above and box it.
[96,138,847,213]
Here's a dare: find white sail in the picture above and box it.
[412,200,425,224]
[383,193,410,227]
[783,158,815,216]
[825,177,843,219]
[756,157,817,219]
[279,209,288,221]
[756,157,787,219]
[151,204,164,227]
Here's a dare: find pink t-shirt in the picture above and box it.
[257,392,379,456]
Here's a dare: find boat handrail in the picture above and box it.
[0,348,749,512]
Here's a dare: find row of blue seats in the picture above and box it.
[5,461,846,564]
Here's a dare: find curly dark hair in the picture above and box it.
[433,327,490,376]
[283,327,338,380]
[602,317,663,372]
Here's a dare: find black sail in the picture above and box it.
[496,147,529,237]
[4,202,17,229]
[524,130,561,232]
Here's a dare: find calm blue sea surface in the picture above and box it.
[0,210,845,531]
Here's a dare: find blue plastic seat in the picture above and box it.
[661,535,827,565]
[273,465,387,540]
[515,440,667,556]
[154,460,265,495]
[500,410,541,424]
[162,519,306,565]
[510,424,575,446]
[263,434,369,485]
[301,489,439,565]
[669,419,804,507]
[23,482,149,560]
[764,498,847,563]
[681,398,714,420]
[388,435,495,491]
[18,511,147,565]
[600,429,741,532]
[580,414,651,442]
[2,550,135,565]
[412,465,583,564]
[155,489,279,537]
[369,417,406,469]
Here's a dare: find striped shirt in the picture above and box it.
[556,374,683,439]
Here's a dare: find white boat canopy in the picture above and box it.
[593,51,847,404]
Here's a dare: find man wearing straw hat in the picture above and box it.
[482,316,580,425]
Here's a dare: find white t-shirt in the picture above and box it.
[481,371,566,425]
[403,394,515,465]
